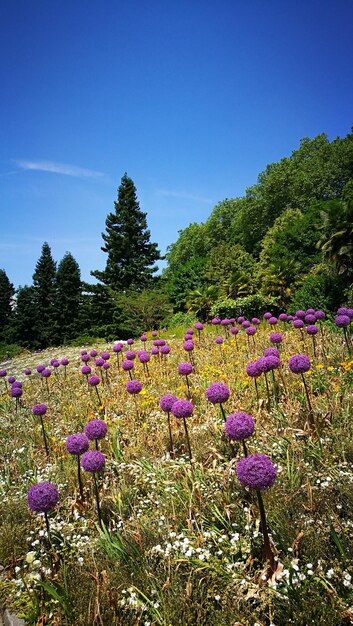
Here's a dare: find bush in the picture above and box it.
[290,272,345,313]
[210,293,280,319]
[165,312,198,328]
[0,343,25,361]
[69,335,106,347]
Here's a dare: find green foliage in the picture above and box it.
[186,284,220,321]
[112,287,172,337]
[12,285,40,348]
[92,173,160,291]
[55,252,82,343]
[211,293,279,319]
[32,242,58,346]
[0,269,15,342]
[165,311,198,328]
[290,264,346,312]
[206,242,257,298]
[0,342,24,361]
[317,194,353,279]
[166,222,208,271]
[164,256,208,312]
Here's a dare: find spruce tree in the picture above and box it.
[13,286,39,348]
[33,242,57,346]
[56,252,82,343]
[92,174,160,291]
[0,269,15,342]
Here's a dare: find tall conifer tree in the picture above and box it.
[0,269,15,342]
[33,242,57,346]
[92,174,160,291]
[56,252,82,343]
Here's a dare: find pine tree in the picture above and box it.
[0,269,15,342]
[13,286,39,348]
[56,252,82,343]
[33,242,57,346]
[92,174,160,291]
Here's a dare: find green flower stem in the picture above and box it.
[40,415,50,457]
[167,411,174,452]
[256,489,275,573]
[93,473,103,530]
[182,417,192,461]
[77,454,84,500]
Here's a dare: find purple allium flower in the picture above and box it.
[237,316,245,324]
[183,340,194,352]
[337,307,348,316]
[101,351,110,360]
[138,350,150,363]
[126,379,143,394]
[81,365,92,375]
[236,454,276,490]
[212,317,221,325]
[305,313,316,324]
[81,349,88,356]
[122,360,134,371]
[186,328,194,335]
[12,380,22,388]
[288,354,311,374]
[88,374,100,386]
[24,368,32,375]
[268,316,278,325]
[315,310,326,320]
[264,347,280,358]
[194,322,203,330]
[206,383,230,404]
[171,399,194,419]
[221,319,230,326]
[215,336,224,344]
[251,318,261,325]
[50,359,60,368]
[95,357,104,367]
[264,355,280,371]
[293,319,304,329]
[347,309,353,319]
[335,315,350,328]
[151,347,159,355]
[242,320,251,328]
[125,350,136,360]
[230,326,239,335]
[66,433,90,455]
[295,310,306,320]
[225,412,255,441]
[270,332,282,344]
[8,376,16,384]
[160,394,178,413]
[0,369,7,377]
[85,419,107,440]
[140,335,147,342]
[153,339,164,347]
[27,482,59,513]
[112,344,122,353]
[42,369,51,378]
[81,450,105,473]
[127,338,134,345]
[36,364,46,373]
[90,349,98,357]
[102,362,110,370]
[256,357,272,373]
[11,386,22,397]
[178,362,193,375]
[278,313,288,322]
[246,361,261,378]
[229,318,235,324]
[61,358,69,366]
[287,315,294,321]
[306,308,316,315]
[184,334,193,341]
[263,312,272,320]
[32,403,48,416]
[246,326,256,336]
[151,331,158,337]
[306,325,318,335]
[160,345,170,354]
[81,354,90,363]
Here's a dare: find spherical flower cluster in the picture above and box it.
[186,329,194,335]
[178,362,193,375]
[66,433,89,455]
[24,368,32,375]
[126,379,143,395]
[32,403,48,416]
[306,325,318,335]
[81,450,105,473]
[295,310,306,319]
[88,374,100,386]
[212,317,221,325]
[8,376,16,384]
[103,362,110,370]
[95,357,104,367]
[171,399,194,418]
[242,320,251,328]
[263,312,272,320]
[225,412,255,441]
[215,336,224,344]
[305,313,316,324]
[160,394,178,413]
[337,307,348,316]
[90,349,98,357]
[125,351,136,360]
[221,319,230,326]
[315,310,325,320]
[306,308,315,315]
[0,369,7,377]
[81,354,90,363]
[206,383,230,404]
[127,338,134,345]
[160,345,171,354]
[335,315,350,328]
[236,454,276,490]
[293,319,304,329]
[264,347,280,358]
[42,369,51,378]
[251,318,260,325]
[50,359,60,368]
[85,419,107,441]
[151,347,159,355]
[268,316,278,325]
[246,326,256,336]
[288,354,311,374]
[183,340,194,352]
[237,316,245,324]
[246,361,261,378]
[101,351,110,360]
[81,349,87,356]
[61,358,69,366]
[278,313,288,322]
[270,332,282,344]
[264,355,280,371]
[230,326,239,335]
[112,343,122,353]
[122,360,134,371]
[12,381,22,388]
[194,322,203,330]
[36,365,45,373]
[140,335,147,342]
[11,386,22,398]
[138,350,150,363]
[151,331,158,337]
[27,482,59,513]
[81,365,92,375]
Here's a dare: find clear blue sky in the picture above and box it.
[1,0,352,288]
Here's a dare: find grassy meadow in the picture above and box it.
[1,317,353,626]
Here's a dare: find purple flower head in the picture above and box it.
[184,334,193,341]
[183,340,194,352]
[42,369,51,378]
[101,351,110,360]
[127,338,134,345]
[81,354,90,363]
[112,344,122,354]
[160,345,170,354]
[153,339,166,347]
[160,394,178,413]
[236,454,276,490]
[81,365,91,375]
[337,307,348,316]
[305,313,316,324]
[138,350,150,363]
[81,450,105,473]
[102,362,110,370]
[215,336,224,344]
[347,309,353,319]
[295,310,306,320]
[315,310,326,321]
[288,354,311,374]
[263,312,272,320]
[278,313,288,322]
[27,482,59,513]
[268,316,278,325]
[186,328,194,335]
[7,376,16,384]
[246,326,257,336]
[178,362,193,375]
[66,433,89,455]
[264,347,280,358]
[36,364,46,373]
[306,325,318,335]
[11,386,22,397]
[251,318,260,325]
[229,318,235,324]
[287,315,294,321]
[246,361,261,378]
[194,322,203,330]
[81,349,88,356]
[32,403,48,416]
[24,368,32,375]
[256,357,270,373]
[90,349,98,357]
[151,347,159,355]
[242,320,251,328]
[335,315,350,328]
[0,369,7,377]
[151,331,158,337]
[221,318,230,326]
[85,419,107,440]
[206,383,230,404]
[12,381,22,388]
[125,350,136,360]
[95,357,104,367]
[126,379,143,395]
[140,335,147,342]
[225,412,255,441]
[264,355,280,371]
[61,358,69,366]
[122,359,134,372]
[88,374,100,386]
[237,316,245,324]
[171,399,194,419]
[306,308,316,315]
[230,326,239,335]
[212,317,221,325]
[270,332,282,344]
[50,359,60,368]
[293,319,304,329]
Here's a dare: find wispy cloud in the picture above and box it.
[15,159,104,179]
[155,188,214,204]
